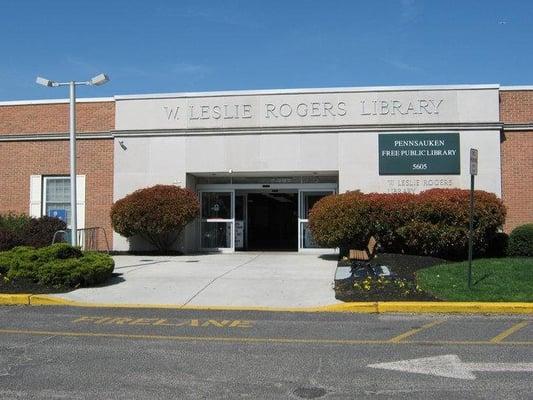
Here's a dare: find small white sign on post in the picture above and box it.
[470,148,478,176]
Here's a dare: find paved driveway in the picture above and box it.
[51,253,339,308]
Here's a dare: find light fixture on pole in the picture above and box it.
[36,73,110,246]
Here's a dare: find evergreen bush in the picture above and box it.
[507,223,533,257]
[0,243,114,288]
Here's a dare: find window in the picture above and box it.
[43,176,71,226]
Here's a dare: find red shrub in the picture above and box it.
[0,228,23,252]
[110,185,200,251]
[22,216,67,248]
[397,189,506,258]
[308,191,372,251]
[308,188,506,259]
[0,215,66,251]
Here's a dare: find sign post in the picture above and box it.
[468,148,478,289]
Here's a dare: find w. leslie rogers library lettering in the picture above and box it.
[379,133,461,175]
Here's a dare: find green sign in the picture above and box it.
[379,133,460,175]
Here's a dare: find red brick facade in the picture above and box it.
[0,101,114,135]
[500,90,533,124]
[0,89,532,250]
[500,90,533,233]
[0,101,115,249]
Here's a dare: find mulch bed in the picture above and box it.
[335,252,448,302]
[0,279,72,294]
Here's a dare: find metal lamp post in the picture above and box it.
[36,74,109,246]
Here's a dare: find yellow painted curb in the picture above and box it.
[2,294,533,314]
[313,302,378,313]
[29,295,77,306]
[377,301,533,314]
[0,294,31,305]
[26,296,378,313]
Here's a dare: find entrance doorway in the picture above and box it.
[245,192,298,251]
[197,177,337,252]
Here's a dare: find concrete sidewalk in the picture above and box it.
[50,253,340,308]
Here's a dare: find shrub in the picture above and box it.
[21,216,67,248]
[1,243,114,288]
[0,213,31,234]
[35,252,114,287]
[363,192,417,252]
[36,242,83,261]
[111,185,200,252]
[0,214,66,251]
[308,191,373,253]
[485,232,509,258]
[0,228,24,252]
[507,223,533,257]
[308,188,506,260]
[397,189,506,259]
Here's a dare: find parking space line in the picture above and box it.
[490,321,529,343]
[0,328,384,345]
[0,328,531,346]
[387,320,444,343]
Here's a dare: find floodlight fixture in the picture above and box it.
[90,73,109,86]
[36,76,56,87]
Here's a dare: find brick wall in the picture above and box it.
[500,90,533,232]
[0,101,114,135]
[500,90,533,124]
[0,101,114,249]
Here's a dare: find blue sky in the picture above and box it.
[1,0,532,101]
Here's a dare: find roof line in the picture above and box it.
[114,84,500,100]
[500,86,533,91]
[0,84,507,106]
[0,97,114,106]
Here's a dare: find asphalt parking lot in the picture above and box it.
[0,306,531,399]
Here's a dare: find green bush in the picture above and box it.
[0,243,114,288]
[111,185,200,251]
[508,224,533,257]
[485,232,509,258]
[308,188,506,260]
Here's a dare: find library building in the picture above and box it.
[0,84,531,253]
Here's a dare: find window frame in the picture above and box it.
[42,175,71,227]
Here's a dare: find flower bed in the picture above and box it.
[335,253,446,301]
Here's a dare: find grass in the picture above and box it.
[416,257,533,301]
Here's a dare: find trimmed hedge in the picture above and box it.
[0,243,114,287]
[111,185,200,251]
[0,213,66,251]
[308,188,506,259]
[507,223,533,257]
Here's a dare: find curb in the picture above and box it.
[2,294,533,314]
[0,294,31,306]
[375,301,533,314]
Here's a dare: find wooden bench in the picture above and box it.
[349,236,378,262]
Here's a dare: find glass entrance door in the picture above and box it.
[200,190,234,251]
[298,190,335,250]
